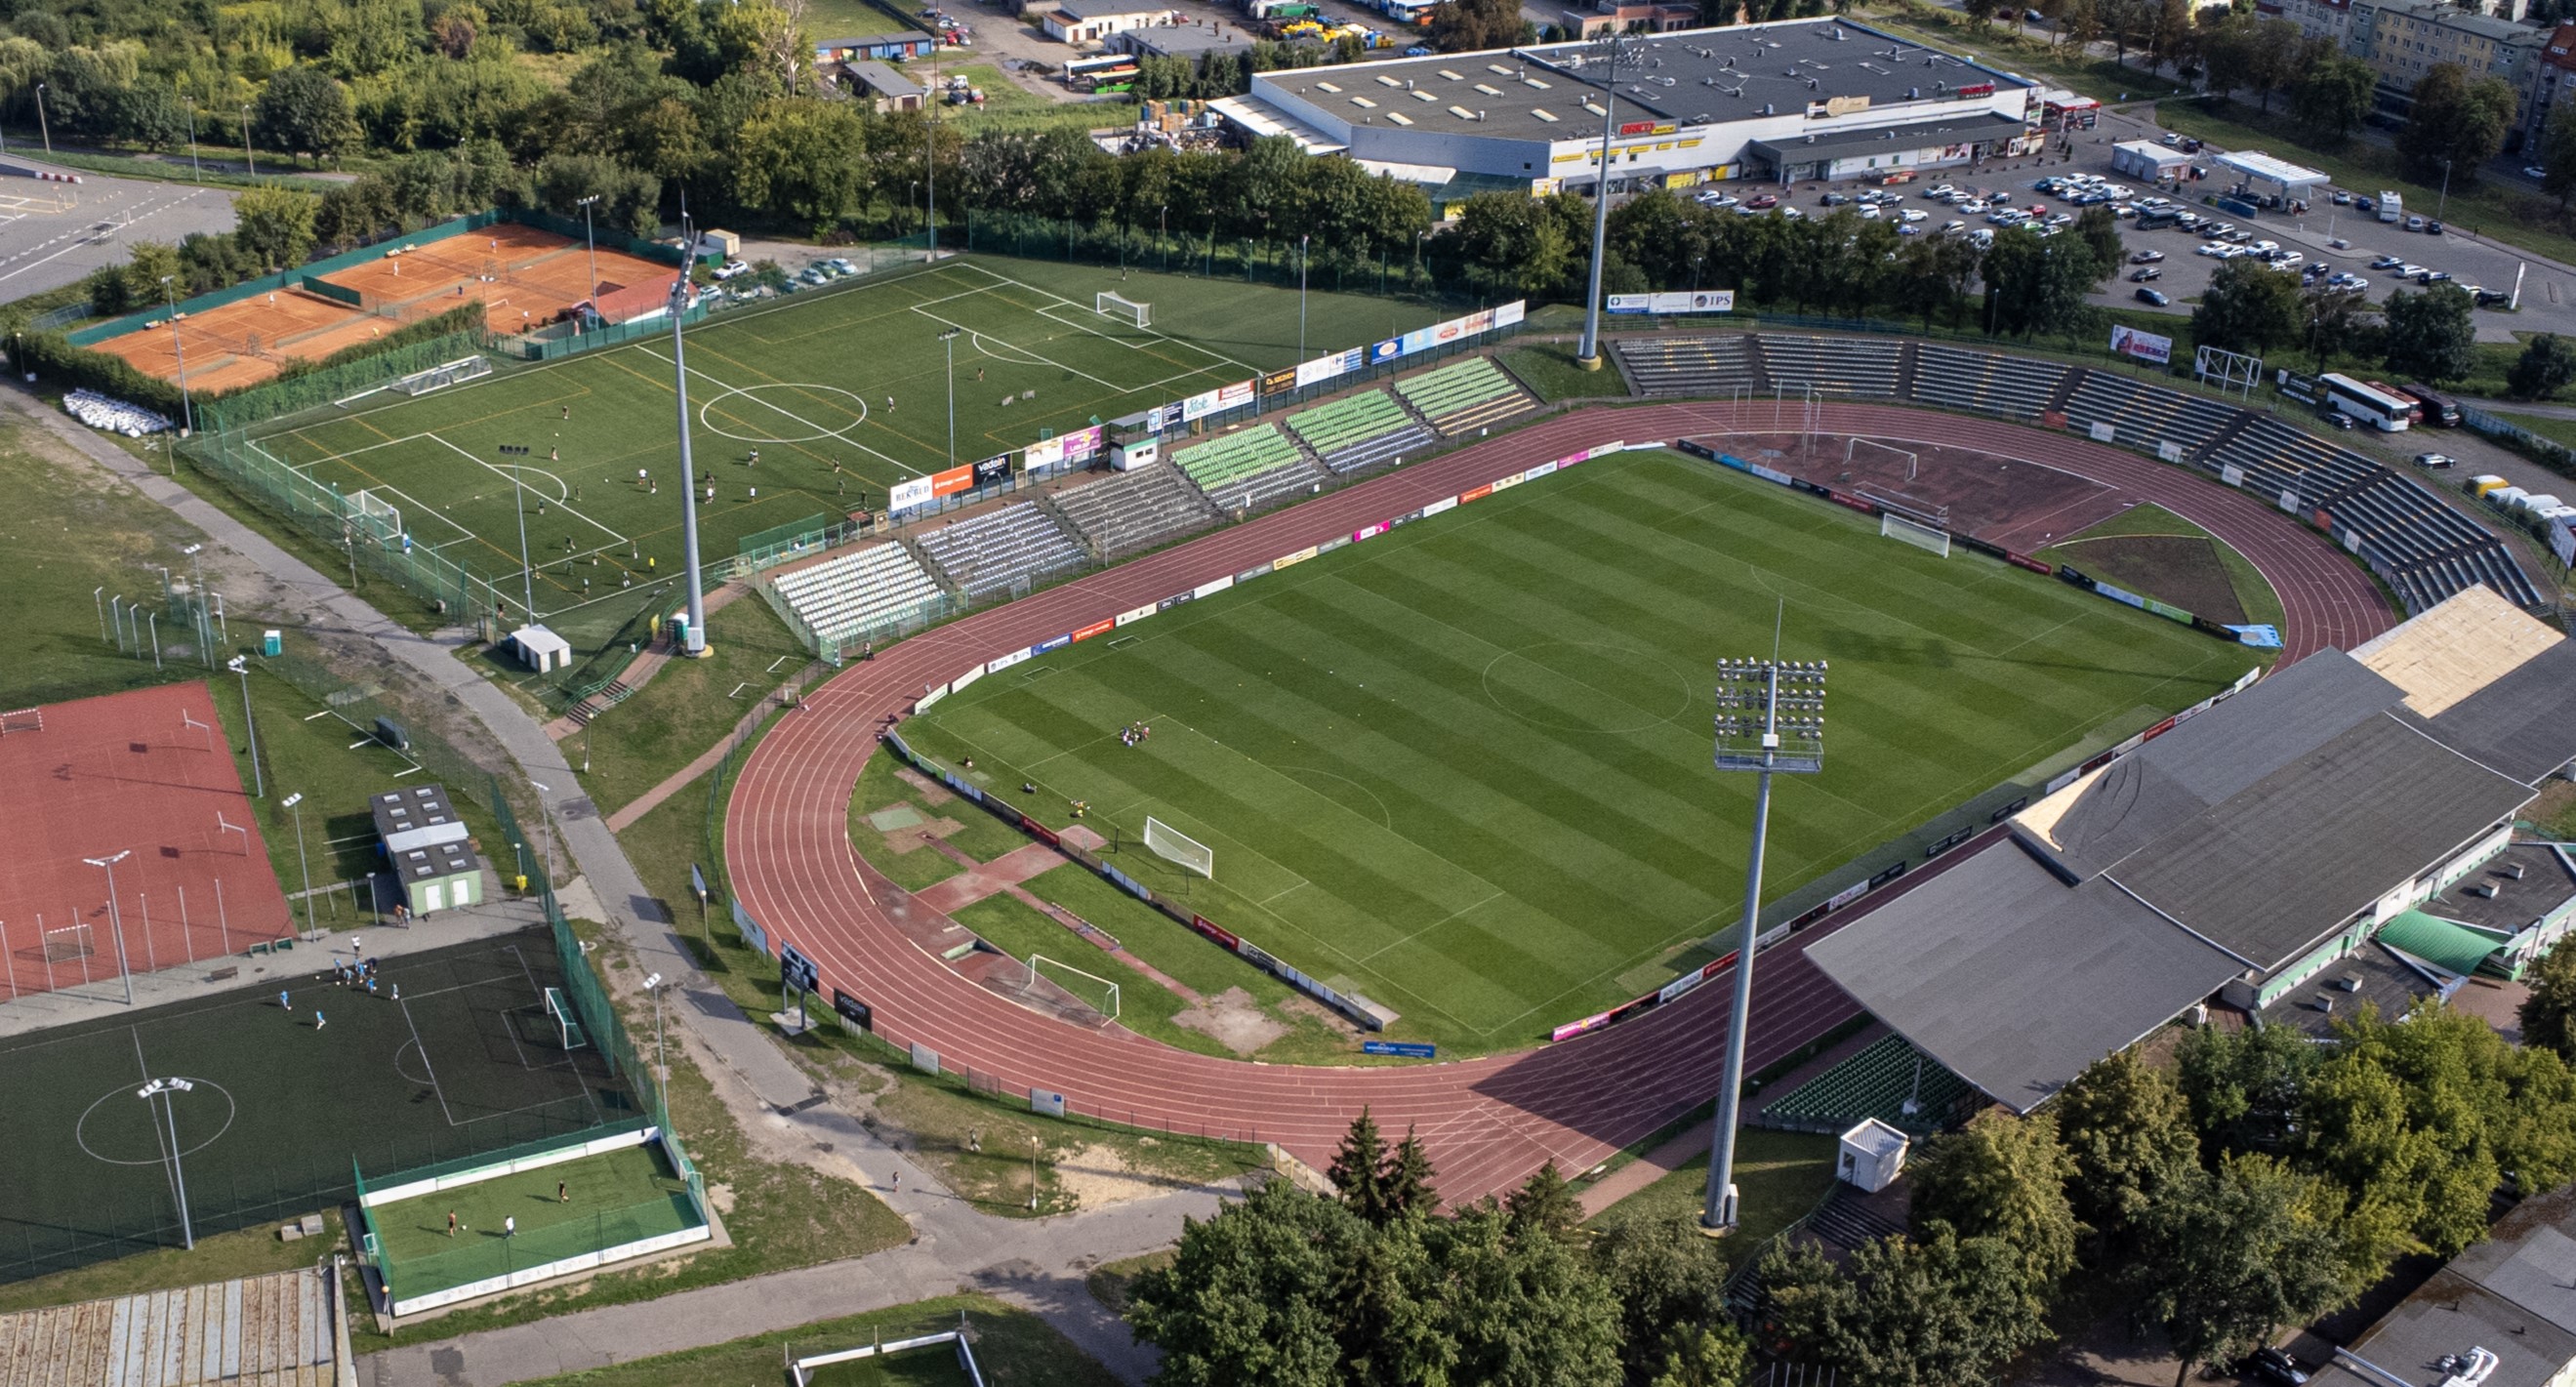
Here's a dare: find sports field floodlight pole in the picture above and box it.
[668,243,709,655]
[33,84,49,156]
[1702,621,1825,1236]
[280,793,314,935]
[1574,31,1629,373]
[138,1078,197,1248]
[509,458,535,623]
[643,971,669,1122]
[159,275,193,435]
[1298,234,1310,361]
[226,656,263,797]
[575,195,602,323]
[940,327,962,470]
[83,850,137,1005]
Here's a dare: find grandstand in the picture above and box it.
[1615,334,1768,396]
[1171,424,1326,512]
[1282,389,1435,477]
[1051,464,1219,558]
[767,543,945,650]
[1905,344,2065,419]
[1759,1034,1980,1136]
[912,501,1087,601]
[1757,335,1903,398]
[2059,369,2238,458]
[1392,357,1537,436]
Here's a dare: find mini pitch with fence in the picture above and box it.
[0,926,634,1285]
[896,447,2260,1053]
[226,258,1446,647]
[361,1139,698,1305]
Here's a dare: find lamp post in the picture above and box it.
[2436,157,2455,219]
[226,656,263,797]
[1298,233,1311,360]
[528,779,556,881]
[239,104,254,177]
[667,243,709,655]
[643,971,670,1122]
[574,194,602,327]
[1574,32,1631,373]
[940,327,962,470]
[138,1078,197,1248]
[83,850,138,1003]
[160,275,193,434]
[182,85,201,183]
[279,793,313,935]
[1700,635,1827,1235]
[910,181,920,242]
[510,452,535,624]
[33,84,50,156]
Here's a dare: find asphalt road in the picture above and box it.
[0,157,237,303]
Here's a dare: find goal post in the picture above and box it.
[42,922,93,962]
[351,490,403,547]
[1143,816,1211,878]
[544,987,589,1051]
[1029,955,1121,1023]
[1880,512,1952,557]
[1094,292,1151,328]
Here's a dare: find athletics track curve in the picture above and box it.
[727,399,2393,1205]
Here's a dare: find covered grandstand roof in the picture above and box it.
[2417,638,2576,786]
[1804,841,2242,1111]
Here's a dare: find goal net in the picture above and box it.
[1094,292,1151,328]
[350,490,403,547]
[42,922,93,962]
[389,355,492,397]
[1143,816,1212,878]
[544,987,589,1051]
[1880,512,1952,557]
[1029,955,1121,1023]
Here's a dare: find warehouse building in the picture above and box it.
[372,785,486,917]
[1216,19,2039,197]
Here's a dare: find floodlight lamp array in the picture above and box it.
[1713,658,1826,773]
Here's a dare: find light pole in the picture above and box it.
[2436,157,2455,219]
[1574,32,1630,372]
[910,181,920,242]
[643,971,670,1121]
[139,1078,197,1248]
[226,656,263,797]
[33,84,49,156]
[528,779,555,880]
[510,454,536,624]
[182,85,201,183]
[83,850,137,1005]
[1701,636,1827,1236]
[1298,233,1310,360]
[279,793,313,934]
[940,327,961,470]
[574,194,602,325]
[239,105,254,177]
[668,244,709,656]
[160,275,193,434]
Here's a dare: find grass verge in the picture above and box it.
[572,596,810,819]
[1585,1128,1840,1269]
[0,1213,345,1315]
[1500,342,1635,402]
[2034,501,2288,632]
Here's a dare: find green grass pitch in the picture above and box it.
[899,450,2258,1053]
[0,928,637,1285]
[234,258,1458,647]
[365,1139,698,1300]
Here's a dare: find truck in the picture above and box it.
[1247,0,1317,19]
[2376,190,2403,224]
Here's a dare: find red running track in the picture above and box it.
[727,400,2393,1204]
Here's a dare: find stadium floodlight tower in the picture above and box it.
[1701,642,1826,1235]
[666,242,709,656]
[1573,30,1640,374]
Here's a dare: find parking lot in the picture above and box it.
[0,158,237,302]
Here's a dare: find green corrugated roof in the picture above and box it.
[2376,910,2508,979]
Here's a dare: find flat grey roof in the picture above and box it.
[1255,19,2029,145]
[2108,715,2533,972]
[2319,1184,2576,1386]
[843,60,922,96]
[1122,23,1258,57]
[2257,942,2443,1039]
[1806,840,2242,1111]
[2424,841,2576,934]
[2424,639,2576,786]
[1748,111,2025,164]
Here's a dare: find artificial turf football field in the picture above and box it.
[233,257,1452,647]
[899,448,2261,1053]
[365,1140,698,1300]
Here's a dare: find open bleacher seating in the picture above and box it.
[912,501,1086,601]
[1172,424,1326,511]
[1283,389,1433,477]
[1757,335,1902,398]
[769,543,944,646]
[1615,335,1764,395]
[1394,356,1536,436]
[1906,345,2067,420]
[1760,1033,1978,1136]
[2060,371,2240,459]
[1052,464,1219,558]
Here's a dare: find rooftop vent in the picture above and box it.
[2504,863,2528,880]
[2339,972,2364,993]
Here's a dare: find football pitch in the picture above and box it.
[365,1139,698,1301]
[233,258,1452,647]
[899,450,2258,1053]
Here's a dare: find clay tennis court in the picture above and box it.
[88,224,676,393]
[0,683,295,1000]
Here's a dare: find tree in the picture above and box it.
[2395,63,2519,184]
[230,186,320,272]
[1433,1205,1624,1387]
[1428,0,1533,51]
[1383,1127,1438,1221]
[1908,1108,2082,1290]
[1648,1326,1749,1387]
[2292,54,2376,143]
[2073,205,2124,285]
[2543,104,2576,209]
[2178,1019,2318,1155]
[2054,1051,2200,1257]
[120,240,184,307]
[1763,1230,2053,1387]
[730,99,868,236]
[1128,1178,1357,1387]
[2190,257,2307,355]
[254,65,359,166]
[2382,283,2477,386]
[1505,1160,1582,1241]
[1594,1214,1735,1385]
[1331,1218,1452,1387]
[1329,1109,1391,1224]
[2520,940,2576,1049]
[2129,1154,2351,1386]
[1981,225,2099,341]
[2304,281,2376,374]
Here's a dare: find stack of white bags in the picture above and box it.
[64,388,172,436]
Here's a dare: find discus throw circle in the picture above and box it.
[76,1079,237,1165]
[697,384,869,444]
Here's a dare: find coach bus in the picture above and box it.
[2320,374,2416,431]
[2364,381,2423,427]
[2398,382,2462,428]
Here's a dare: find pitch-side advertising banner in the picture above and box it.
[1607,291,1736,314]
[2110,324,2173,366]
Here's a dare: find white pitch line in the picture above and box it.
[629,344,925,479]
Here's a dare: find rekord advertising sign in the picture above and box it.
[887,475,935,511]
[2110,324,2173,366]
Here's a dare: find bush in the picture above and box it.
[9,331,184,415]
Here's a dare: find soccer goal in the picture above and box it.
[1880,512,1952,557]
[1094,292,1152,329]
[42,922,92,962]
[1143,816,1212,878]
[1844,435,1922,481]
[389,355,492,397]
[544,987,589,1051]
[350,490,403,547]
[1028,955,1121,1023]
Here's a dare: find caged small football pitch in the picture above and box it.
[899,448,2263,1055]
[0,926,639,1284]
[226,258,1453,648]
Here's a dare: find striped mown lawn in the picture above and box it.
[901,449,2251,1053]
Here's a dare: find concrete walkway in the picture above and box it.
[10,388,1191,1384]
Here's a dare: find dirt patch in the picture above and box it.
[1171,986,1290,1055]
[1053,1141,1212,1211]
[894,766,954,804]
[2046,533,2248,625]
[881,819,964,855]
[1061,824,1108,852]
[1706,430,2127,554]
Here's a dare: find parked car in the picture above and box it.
[2196,242,2232,257]
[2528,165,2551,179]
[2414,452,2456,469]
[2417,268,2451,284]
[1900,208,1927,223]
[2475,287,2514,306]
[2130,267,2163,281]
[1697,192,1740,208]
[712,259,751,281]
[1958,198,1989,213]
[1926,183,1958,197]
[2405,214,2428,231]
[1938,219,1966,234]
[2331,189,2351,204]
[2425,220,2444,235]
[2326,412,2355,428]
[2371,254,2405,268]
[1404,44,1431,55]
[1820,191,1852,205]
[2136,287,2171,306]
[1745,192,1779,209]
[2237,1347,2310,1385]
[2132,249,2165,264]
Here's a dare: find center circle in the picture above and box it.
[1480,641,1696,734]
[76,1079,237,1166]
[696,384,869,444]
